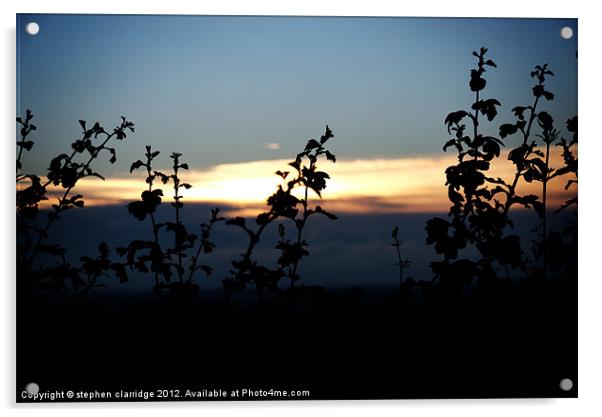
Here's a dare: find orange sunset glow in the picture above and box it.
[31,147,576,216]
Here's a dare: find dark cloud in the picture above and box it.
[34,203,574,293]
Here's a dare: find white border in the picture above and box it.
[2,1,600,416]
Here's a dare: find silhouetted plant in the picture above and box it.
[275,223,301,288]
[390,226,411,289]
[497,65,577,276]
[76,242,128,299]
[187,208,225,282]
[539,116,577,277]
[16,109,36,174]
[426,47,512,290]
[498,64,554,218]
[554,116,578,213]
[120,146,223,297]
[123,145,170,288]
[427,49,577,290]
[224,125,337,300]
[168,152,192,282]
[549,116,578,279]
[16,110,134,290]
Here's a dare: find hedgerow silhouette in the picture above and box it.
[17,48,576,306]
[424,47,577,292]
[16,115,338,302]
[17,112,134,292]
[117,146,224,299]
[223,126,337,301]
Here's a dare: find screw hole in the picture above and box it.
[559,378,573,391]
[560,26,573,40]
[25,382,39,395]
[25,22,40,36]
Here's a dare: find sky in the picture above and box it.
[16,14,578,287]
[16,15,578,214]
[17,15,577,170]
[42,149,574,215]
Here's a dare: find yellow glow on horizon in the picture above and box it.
[28,148,576,215]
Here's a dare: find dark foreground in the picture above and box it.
[17,279,577,402]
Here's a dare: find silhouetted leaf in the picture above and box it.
[289,159,301,171]
[314,205,337,220]
[448,187,464,205]
[226,217,246,228]
[130,160,145,173]
[304,170,330,197]
[267,187,300,218]
[469,70,486,92]
[533,85,546,99]
[499,123,519,138]
[112,263,128,283]
[444,111,468,133]
[256,212,271,226]
[60,167,79,188]
[508,144,528,166]
[140,189,162,212]
[85,171,106,181]
[482,138,501,161]
[443,139,461,153]
[509,194,545,217]
[566,116,578,141]
[472,99,501,121]
[537,111,554,130]
[512,106,528,120]
[320,125,334,144]
[304,139,320,152]
[127,201,148,221]
[19,141,34,151]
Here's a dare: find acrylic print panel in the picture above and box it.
[16,14,577,402]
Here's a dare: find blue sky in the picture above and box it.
[17,14,577,176]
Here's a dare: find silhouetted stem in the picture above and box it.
[224,216,275,304]
[462,90,481,221]
[291,183,310,287]
[187,237,206,284]
[172,162,183,283]
[473,90,480,161]
[149,212,160,288]
[246,221,271,258]
[144,161,162,289]
[16,132,29,175]
[394,242,403,288]
[542,139,551,275]
[502,95,541,216]
[187,218,217,283]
